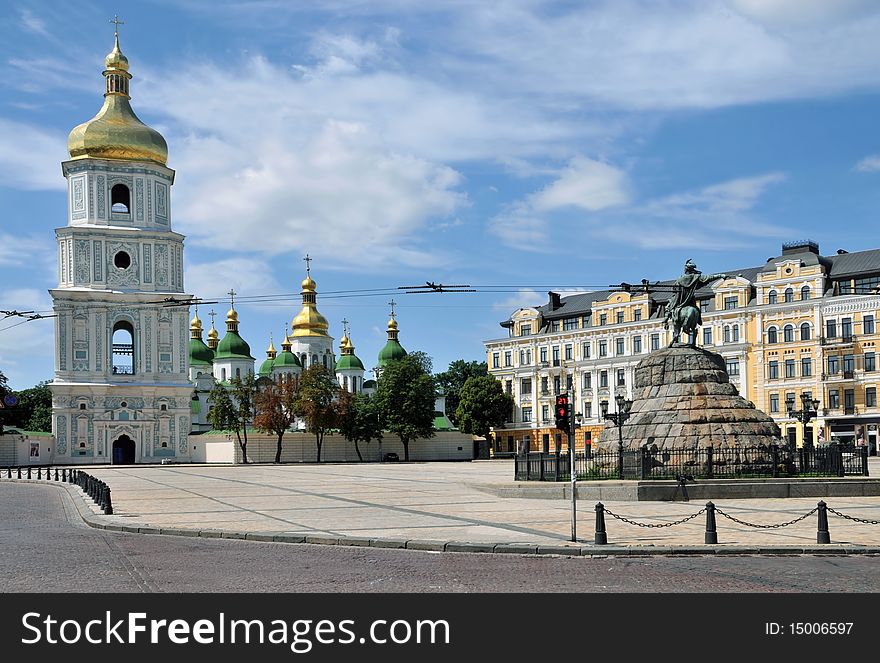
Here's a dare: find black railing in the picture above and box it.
[514,444,870,481]
[112,365,134,375]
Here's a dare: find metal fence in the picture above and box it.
[514,444,870,481]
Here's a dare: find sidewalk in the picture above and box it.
[49,459,880,555]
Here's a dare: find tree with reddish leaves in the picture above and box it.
[254,373,299,464]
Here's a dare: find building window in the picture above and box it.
[723,326,730,344]
[111,320,135,375]
[829,389,840,409]
[583,372,591,389]
[566,375,573,392]
[634,309,642,321]
[542,405,549,422]
[633,336,642,354]
[844,354,855,374]
[700,299,710,312]
[552,346,560,366]
[520,324,532,336]
[505,380,512,395]
[111,183,130,213]
[564,344,573,361]
[550,320,560,333]
[519,350,526,366]
[599,370,608,388]
[800,323,811,341]
[541,376,549,394]
[599,341,607,357]
[724,296,737,310]
[867,387,877,408]
[582,315,590,328]
[784,288,794,303]
[866,352,876,372]
[768,291,778,305]
[540,347,547,364]
[854,275,880,293]
[616,369,625,387]
[703,327,712,346]
[783,325,794,343]
[616,311,625,324]
[615,338,625,355]
[865,316,875,334]
[801,285,810,301]
[582,342,591,359]
[726,359,739,376]
[520,378,532,394]
[599,314,607,326]
[826,320,837,338]
[768,361,779,380]
[521,407,532,423]
[732,325,740,343]
[785,359,796,378]
[769,394,779,413]
[553,376,561,394]
[563,318,578,331]
[828,356,839,374]
[767,327,778,344]
[801,357,812,377]
[584,402,592,418]
[650,334,660,351]
[785,392,796,413]
[841,318,853,339]
[504,351,512,367]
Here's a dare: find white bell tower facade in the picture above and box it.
[50,25,193,464]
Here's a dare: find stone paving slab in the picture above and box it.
[5,459,880,556]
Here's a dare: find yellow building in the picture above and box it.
[486,241,880,455]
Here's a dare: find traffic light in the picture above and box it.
[555,393,570,432]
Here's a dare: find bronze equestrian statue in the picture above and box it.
[663,259,727,348]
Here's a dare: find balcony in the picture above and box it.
[821,335,855,347]
[844,406,858,415]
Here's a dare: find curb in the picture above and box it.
[6,478,880,557]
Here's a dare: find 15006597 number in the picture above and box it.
[790,623,853,635]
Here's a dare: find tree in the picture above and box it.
[13,382,52,432]
[206,375,257,464]
[455,375,515,443]
[375,353,436,461]
[295,364,341,463]
[338,391,384,461]
[254,374,299,464]
[230,373,257,463]
[435,360,488,427]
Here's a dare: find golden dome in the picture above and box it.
[339,334,352,353]
[301,276,316,291]
[291,269,329,337]
[226,306,239,323]
[67,33,168,165]
[190,311,203,337]
[267,337,276,354]
[388,317,399,331]
[207,325,219,340]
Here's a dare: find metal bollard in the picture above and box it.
[37,467,42,480]
[817,501,831,544]
[17,467,22,479]
[104,487,113,515]
[594,502,608,545]
[61,468,67,482]
[6,467,10,478]
[27,466,31,479]
[704,501,718,544]
[54,468,59,481]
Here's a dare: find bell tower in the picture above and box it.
[50,20,193,464]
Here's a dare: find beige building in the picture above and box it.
[485,241,880,456]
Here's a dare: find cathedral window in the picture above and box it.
[114,251,131,270]
[111,184,130,213]
[111,322,134,375]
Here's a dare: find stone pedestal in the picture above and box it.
[600,346,781,450]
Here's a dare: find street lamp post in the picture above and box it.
[603,393,632,480]
[787,392,821,450]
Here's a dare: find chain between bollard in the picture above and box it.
[825,506,880,525]
[603,506,706,528]
[714,506,818,529]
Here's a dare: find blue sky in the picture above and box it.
[2,0,880,389]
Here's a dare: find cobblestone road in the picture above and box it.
[3,483,880,593]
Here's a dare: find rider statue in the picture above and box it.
[663,259,727,348]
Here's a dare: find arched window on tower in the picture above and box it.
[111,320,135,375]
[768,291,778,305]
[784,287,794,303]
[111,184,130,214]
[312,354,318,366]
[801,285,811,301]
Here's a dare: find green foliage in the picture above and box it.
[254,374,299,464]
[338,392,384,461]
[295,365,341,462]
[207,380,251,463]
[455,375,514,441]
[435,359,488,426]
[375,353,436,461]
[0,379,52,433]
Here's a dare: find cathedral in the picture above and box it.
[50,30,410,464]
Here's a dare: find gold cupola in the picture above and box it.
[207,310,220,351]
[67,22,168,165]
[291,257,329,337]
[190,309,203,339]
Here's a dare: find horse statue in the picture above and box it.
[663,259,727,348]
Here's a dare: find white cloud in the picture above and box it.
[493,288,545,311]
[185,258,284,305]
[729,0,877,27]
[18,8,51,39]
[855,155,880,172]
[0,119,67,191]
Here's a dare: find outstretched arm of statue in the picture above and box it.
[701,272,727,285]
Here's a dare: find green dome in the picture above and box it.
[258,358,275,376]
[189,338,214,365]
[273,349,302,369]
[378,339,407,366]
[336,353,365,371]
[214,331,254,360]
